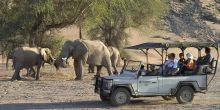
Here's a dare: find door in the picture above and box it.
[137,76,159,95]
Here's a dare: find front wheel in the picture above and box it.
[176,86,194,104]
[110,88,130,106]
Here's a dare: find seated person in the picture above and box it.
[178,53,185,68]
[196,48,213,74]
[147,65,158,75]
[138,64,146,75]
[159,53,178,75]
[181,53,195,74]
[201,47,212,65]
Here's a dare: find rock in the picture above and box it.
[164,0,219,41]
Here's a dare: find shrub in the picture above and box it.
[35,35,64,56]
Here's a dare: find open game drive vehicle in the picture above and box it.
[94,42,219,106]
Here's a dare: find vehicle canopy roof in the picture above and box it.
[125,42,219,50]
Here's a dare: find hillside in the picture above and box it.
[165,0,220,41]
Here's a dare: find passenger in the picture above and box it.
[138,64,146,75]
[178,53,185,68]
[159,53,178,75]
[201,47,212,65]
[147,65,157,75]
[179,53,185,63]
[181,53,195,73]
[196,48,213,74]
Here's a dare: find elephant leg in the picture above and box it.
[106,66,113,76]
[12,69,21,81]
[74,60,83,80]
[88,65,95,73]
[96,65,102,77]
[30,67,36,78]
[6,57,9,70]
[35,65,41,80]
[113,65,119,75]
[26,68,30,76]
[88,65,91,73]
[74,60,78,77]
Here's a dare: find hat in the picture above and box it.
[186,53,193,59]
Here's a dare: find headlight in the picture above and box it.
[102,79,113,90]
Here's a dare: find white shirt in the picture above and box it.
[164,58,178,69]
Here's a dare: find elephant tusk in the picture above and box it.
[62,57,67,61]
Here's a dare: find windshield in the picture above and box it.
[125,61,141,72]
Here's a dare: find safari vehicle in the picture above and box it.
[94,42,219,106]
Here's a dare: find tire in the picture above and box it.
[110,88,131,106]
[162,96,175,101]
[100,94,109,102]
[176,86,194,104]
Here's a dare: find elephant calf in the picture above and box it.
[88,46,121,74]
[12,47,54,81]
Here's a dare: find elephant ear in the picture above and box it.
[72,40,88,63]
[40,48,48,61]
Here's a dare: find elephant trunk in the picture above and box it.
[54,57,68,71]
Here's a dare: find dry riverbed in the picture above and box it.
[0,63,220,110]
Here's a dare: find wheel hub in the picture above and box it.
[181,90,192,101]
[115,92,127,104]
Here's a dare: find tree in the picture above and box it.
[86,0,168,49]
[0,0,93,45]
[0,0,167,48]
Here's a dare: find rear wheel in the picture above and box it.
[176,86,194,104]
[162,96,175,101]
[110,88,130,106]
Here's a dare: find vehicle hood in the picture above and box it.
[103,72,137,80]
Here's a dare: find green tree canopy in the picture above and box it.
[0,0,168,49]
[86,0,168,49]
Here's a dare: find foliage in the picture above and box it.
[0,0,168,58]
[0,0,91,44]
[35,35,64,56]
[87,0,168,50]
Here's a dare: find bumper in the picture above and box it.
[95,88,111,97]
[95,88,111,94]
[94,77,111,95]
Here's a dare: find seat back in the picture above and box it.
[210,58,217,74]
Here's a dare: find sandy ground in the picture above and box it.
[1,24,220,109]
[0,57,220,110]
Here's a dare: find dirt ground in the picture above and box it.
[0,59,220,110]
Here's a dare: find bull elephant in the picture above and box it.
[88,47,121,74]
[55,39,113,80]
[11,47,54,81]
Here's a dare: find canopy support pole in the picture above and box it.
[153,48,163,57]
[161,49,164,75]
[208,46,219,87]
